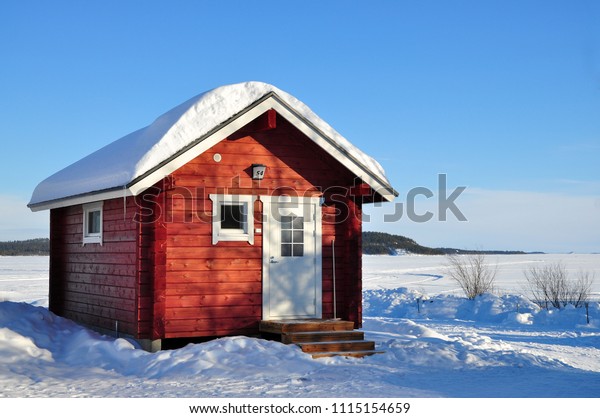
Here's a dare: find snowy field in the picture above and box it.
[363,253,600,296]
[1,254,599,399]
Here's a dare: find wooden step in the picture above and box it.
[282,330,365,344]
[260,319,354,334]
[259,319,383,358]
[311,350,386,359]
[298,340,375,353]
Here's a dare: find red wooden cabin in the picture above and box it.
[29,82,396,351]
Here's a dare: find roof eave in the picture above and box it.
[29,91,397,210]
[28,187,132,212]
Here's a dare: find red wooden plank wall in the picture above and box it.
[135,186,164,340]
[49,197,139,336]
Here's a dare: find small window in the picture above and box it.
[281,215,304,257]
[210,195,257,245]
[87,210,101,234]
[221,204,244,230]
[83,201,103,245]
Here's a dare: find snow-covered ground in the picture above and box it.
[1,254,599,398]
[363,253,600,296]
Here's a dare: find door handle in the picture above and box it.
[270,256,279,264]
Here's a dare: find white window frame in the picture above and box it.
[82,201,103,245]
[209,194,257,245]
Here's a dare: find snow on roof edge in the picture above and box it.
[29,82,394,208]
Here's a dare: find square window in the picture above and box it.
[292,216,304,229]
[281,243,292,257]
[210,195,257,245]
[292,230,303,243]
[281,230,292,243]
[221,204,244,230]
[293,244,304,256]
[280,216,292,230]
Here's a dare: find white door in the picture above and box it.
[262,197,322,319]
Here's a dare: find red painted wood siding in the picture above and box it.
[159,114,365,338]
[49,197,141,337]
[135,187,164,340]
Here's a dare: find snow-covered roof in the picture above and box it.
[29,81,396,210]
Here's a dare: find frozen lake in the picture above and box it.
[364,253,600,297]
[0,256,49,305]
[1,253,599,305]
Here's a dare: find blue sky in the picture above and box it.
[1,0,599,252]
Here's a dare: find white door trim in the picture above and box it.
[262,195,322,320]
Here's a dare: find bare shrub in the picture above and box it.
[524,263,567,309]
[568,271,594,308]
[446,253,497,299]
[524,263,594,309]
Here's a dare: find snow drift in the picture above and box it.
[1,287,599,397]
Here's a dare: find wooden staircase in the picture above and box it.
[259,319,383,358]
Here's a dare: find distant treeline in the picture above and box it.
[362,232,443,255]
[0,238,50,256]
[362,232,535,255]
[1,235,536,257]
